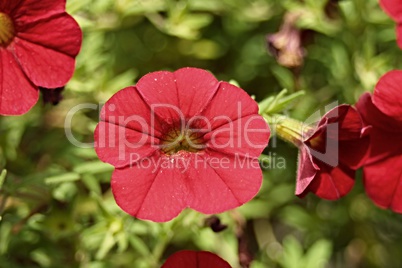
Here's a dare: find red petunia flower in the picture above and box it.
[161,250,231,268]
[292,105,371,200]
[0,0,82,115]
[379,0,402,49]
[356,70,402,213]
[94,67,270,222]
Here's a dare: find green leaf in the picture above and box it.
[0,169,7,190]
[45,172,80,184]
[73,161,114,174]
[304,239,332,268]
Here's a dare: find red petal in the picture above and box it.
[305,106,369,170]
[379,0,402,22]
[316,105,364,140]
[16,14,81,58]
[338,130,370,169]
[372,70,402,121]
[356,92,402,132]
[112,155,187,222]
[200,82,259,130]
[12,0,66,23]
[204,114,270,158]
[0,1,21,16]
[100,86,164,138]
[307,163,355,200]
[0,49,38,115]
[296,146,319,196]
[174,67,220,118]
[162,250,231,268]
[186,152,262,214]
[94,122,159,168]
[364,154,402,213]
[135,71,181,122]
[316,105,371,168]
[12,37,77,88]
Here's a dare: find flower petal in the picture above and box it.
[356,92,402,132]
[306,163,355,200]
[135,71,181,122]
[204,114,269,158]
[316,105,364,140]
[186,152,262,214]
[100,86,164,138]
[12,36,78,88]
[12,0,66,23]
[201,81,259,130]
[311,105,371,169]
[94,122,160,168]
[379,0,402,22]
[112,155,187,222]
[296,146,319,196]
[0,49,38,115]
[372,70,402,121]
[174,67,220,118]
[363,154,402,213]
[162,250,231,268]
[16,14,81,58]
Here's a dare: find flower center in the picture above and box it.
[0,12,15,47]
[161,128,205,155]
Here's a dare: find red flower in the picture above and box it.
[0,0,82,115]
[162,250,231,268]
[94,67,270,222]
[379,0,402,49]
[294,105,370,200]
[356,70,402,213]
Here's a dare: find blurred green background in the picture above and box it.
[1,0,402,267]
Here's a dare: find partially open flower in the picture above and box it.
[0,0,82,115]
[162,250,231,268]
[94,67,270,222]
[272,105,370,200]
[356,70,402,213]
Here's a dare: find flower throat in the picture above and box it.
[0,12,15,47]
[161,128,205,155]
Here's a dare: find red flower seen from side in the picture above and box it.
[356,70,402,213]
[379,0,402,49]
[0,0,82,115]
[161,250,231,268]
[94,67,270,222]
[289,105,370,200]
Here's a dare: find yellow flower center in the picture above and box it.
[0,12,15,47]
[161,128,205,155]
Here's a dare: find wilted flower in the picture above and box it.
[94,67,270,222]
[356,70,402,212]
[0,0,82,115]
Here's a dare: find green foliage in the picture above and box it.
[1,0,402,267]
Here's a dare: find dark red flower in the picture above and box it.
[94,67,270,222]
[0,0,82,115]
[356,70,402,213]
[379,0,402,49]
[162,250,231,268]
[293,105,371,200]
